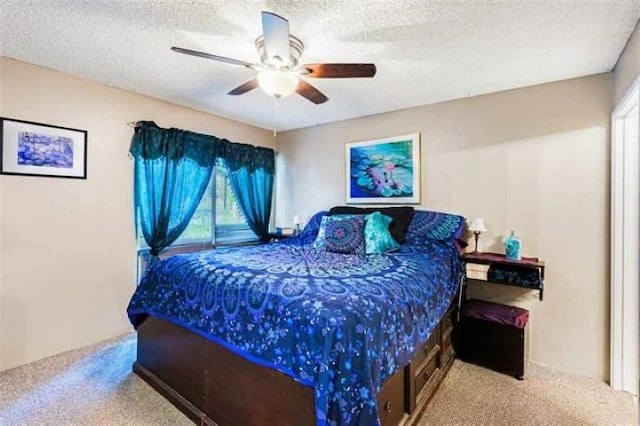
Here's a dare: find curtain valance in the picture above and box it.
[129,121,274,173]
[218,142,274,173]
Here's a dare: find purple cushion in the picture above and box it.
[313,215,365,255]
[463,299,529,329]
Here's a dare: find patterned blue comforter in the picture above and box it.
[127,228,461,425]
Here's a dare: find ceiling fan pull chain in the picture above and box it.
[273,97,279,139]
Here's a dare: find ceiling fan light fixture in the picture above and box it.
[257,70,299,99]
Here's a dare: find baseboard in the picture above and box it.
[527,360,611,386]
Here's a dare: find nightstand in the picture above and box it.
[461,252,545,301]
[268,232,293,242]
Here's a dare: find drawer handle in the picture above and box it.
[384,401,392,413]
[423,371,430,381]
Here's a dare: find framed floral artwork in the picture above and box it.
[346,133,420,204]
[0,117,87,179]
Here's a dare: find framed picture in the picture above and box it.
[346,132,420,204]
[0,117,87,179]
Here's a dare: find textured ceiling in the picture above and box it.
[1,1,639,131]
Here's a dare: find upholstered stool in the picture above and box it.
[460,299,529,379]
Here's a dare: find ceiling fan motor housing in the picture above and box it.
[255,35,304,68]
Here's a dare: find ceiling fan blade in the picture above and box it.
[296,80,328,104]
[302,63,377,78]
[228,79,259,96]
[171,46,258,69]
[261,11,291,65]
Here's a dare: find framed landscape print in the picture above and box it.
[346,133,420,204]
[0,117,87,179]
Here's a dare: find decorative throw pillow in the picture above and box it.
[365,212,401,254]
[329,206,414,244]
[314,215,365,255]
[406,210,465,242]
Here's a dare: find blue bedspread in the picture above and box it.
[127,230,461,425]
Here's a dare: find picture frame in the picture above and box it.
[0,117,87,179]
[346,132,421,204]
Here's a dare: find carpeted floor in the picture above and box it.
[0,334,636,425]
[419,360,636,426]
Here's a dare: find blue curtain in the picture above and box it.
[130,121,276,251]
[221,144,275,243]
[130,122,217,258]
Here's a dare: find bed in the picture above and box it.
[127,209,465,426]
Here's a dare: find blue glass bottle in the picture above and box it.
[504,230,522,261]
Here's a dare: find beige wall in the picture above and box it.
[614,20,639,105]
[0,58,274,372]
[276,74,613,381]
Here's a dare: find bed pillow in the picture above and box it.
[329,206,414,244]
[406,210,465,242]
[313,215,366,255]
[364,212,401,254]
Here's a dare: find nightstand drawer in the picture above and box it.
[462,252,546,301]
[414,354,438,397]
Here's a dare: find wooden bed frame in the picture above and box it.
[133,304,457,426]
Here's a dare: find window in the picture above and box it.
[213,163,258,245]
[137,160,257,248]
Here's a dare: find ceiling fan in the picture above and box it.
[171,11,376,104]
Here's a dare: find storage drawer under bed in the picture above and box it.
[377,368,407,426]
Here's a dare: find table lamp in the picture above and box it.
[293,214,302,235]
[468,218,487,254]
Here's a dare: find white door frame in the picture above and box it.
[611,75,640,395]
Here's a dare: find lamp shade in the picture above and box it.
[468,218,487,233]
[257,70,299,99]
[292,214,302,225]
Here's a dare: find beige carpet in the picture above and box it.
[0,334,636,425]
[420,361,636,426]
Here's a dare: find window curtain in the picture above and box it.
[130,121,276,252]
[221,143,275,243]
[130,121,217,258]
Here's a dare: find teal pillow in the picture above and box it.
[364,212,400,254]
